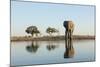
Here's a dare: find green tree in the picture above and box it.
[46,27,59,36]
[25,26,40,37]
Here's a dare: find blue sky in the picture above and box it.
[11,1,95,36]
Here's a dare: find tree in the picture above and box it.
[35,30,40,36]
[25,26,40,37]
[46,27,59,36]
[52,28,59,35]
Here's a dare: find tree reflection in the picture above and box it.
[46,41,58,51]
[64,39,75,58]
[26,41,39,53]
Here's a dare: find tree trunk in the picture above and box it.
[49,32,52,36]
[31,33,34,37]
[36,33,38,37]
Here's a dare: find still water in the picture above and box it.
[11,40,95,66]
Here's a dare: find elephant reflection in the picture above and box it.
[46,41,58,51]
[26,41,39,53]
[64,39,74,58]
[63,20,75,58]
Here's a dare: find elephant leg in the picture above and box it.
[65,31,67,48]
[69,30,72,49]
[68,39,70,48]
[65,31,69,48]
[68,30,71,39]
[66,31,68,48]
[69,37,72,50]
[67,31,69,39]
[69,30,72,41]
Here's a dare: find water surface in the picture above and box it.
[11,40,95,66]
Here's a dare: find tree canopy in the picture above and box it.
[25,26,40,37]
[46,27,59,36]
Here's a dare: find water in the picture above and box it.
[11,40,95,66]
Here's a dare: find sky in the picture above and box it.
[11,1,95,36]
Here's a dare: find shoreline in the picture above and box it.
[11,35,95,42]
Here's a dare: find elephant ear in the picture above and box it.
[68,21,74,30]
[63,21,68,28]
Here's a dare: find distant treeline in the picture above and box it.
[11,35,95,41]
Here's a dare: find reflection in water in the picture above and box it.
[11,40,95,66]
[64,39,75,58]
[46,41,58,51]
[26,41,39,53]
[47,45,57,51]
